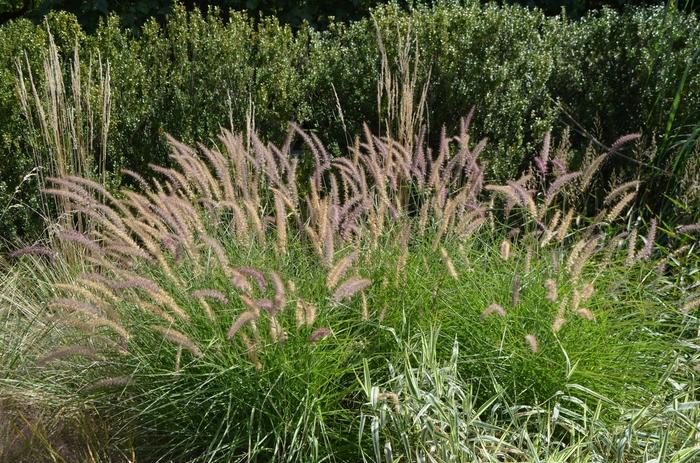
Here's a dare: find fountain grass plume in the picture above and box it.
[6,119,682,462]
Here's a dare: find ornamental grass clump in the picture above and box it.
[1,118,694,462]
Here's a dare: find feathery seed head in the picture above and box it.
[500,240,511,261]
[481,303,506,320]
[605,192,636,223]
[270,271,287,314]
[231,272,253,293]
[38,345,104,366]
[228,310,258,339]
[332,277,371,303]
[9,244,56,260]
[191,288,229,303]
[511,277,521,307]
[544,279,558,302]
[637,219,657,261]
[153,326,203,358]
[580,282,594,301]
[309,327,331,343]
[295,298,317,328]
[524,334,539,353]
[440,247,459,280]
[83,375,132,392]
[236,267,267,291]
[326,252,359,290]
[677,224,700,234]
[552,316,566,333]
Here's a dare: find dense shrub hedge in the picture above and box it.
[5,1,691,31]
[0,2,698,247]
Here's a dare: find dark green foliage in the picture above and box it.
[504,0,699,18]
[548,6,700,213]
[7,1,698,32]
[10,0,399,30]
[88,6,310,173]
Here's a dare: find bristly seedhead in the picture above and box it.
[9,244,56,260]
[500,240,511,261]
[681,298,699,315]
[231,272,253,294]
[295,298,317,328]
[604,180,640,205]
[270,271,287,314]
[83,375,132,393]
[552,316,566,333]
[525,334,539,353]
[605,192,636,224]
[552,295,569,333]
[57,229,102,255]
[511,276,521,307]
[191,288,229,304]
[481,303,506,320]
[534,131,551,176]
[326,252,359,290]
[636,219,656,261]
[676,224,700,235]
[544,280,557,304]
[557,209,574,242]
[332,277,372,304]
[37,345,105,366]
[228,311,258,339]
[153,326,203,358]
[120,168,151,190]
[579,282,594,301]
[236,267,267,292]
[524,245,533,274]
[626,227,639,266]
[309,327,331,343]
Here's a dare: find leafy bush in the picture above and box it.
[548,5,700,211]
[11,1,698,32]
[307,2,560,179]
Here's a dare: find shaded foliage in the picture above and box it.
[4,1,698,31]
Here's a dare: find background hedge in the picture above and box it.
[3,1,697,31]
[0,1,699,248]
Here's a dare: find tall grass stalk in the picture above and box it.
[16,25,111,232]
